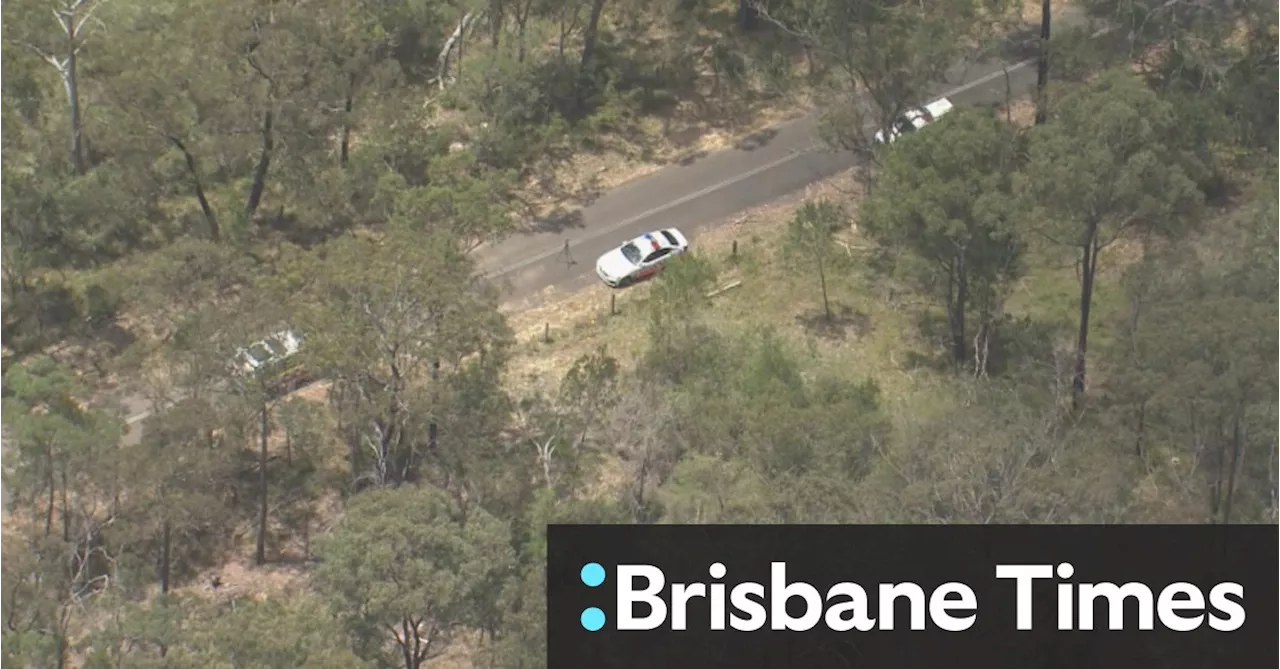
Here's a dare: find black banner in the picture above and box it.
[547,524,1278,669]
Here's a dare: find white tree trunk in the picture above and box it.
[436,11,479,90]
[25,0,103,175]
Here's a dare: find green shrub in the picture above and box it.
[82,282,123,327]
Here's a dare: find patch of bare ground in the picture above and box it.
[290,379,331,403]
[1021,0,1078,24]
[179,557,313,604]
[997,94,1040,127]
[583,455,631,502]
[1,509,36,544]
[426,631,487,669]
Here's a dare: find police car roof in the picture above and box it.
[632,231,672,251]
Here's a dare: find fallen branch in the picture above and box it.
[705,280,742,298]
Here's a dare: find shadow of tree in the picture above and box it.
[527,208,586,234]
[795,302,872,341]
[734,127,779,151]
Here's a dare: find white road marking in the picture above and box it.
[482,144,826,279]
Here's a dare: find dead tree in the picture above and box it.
[14,0,108,175]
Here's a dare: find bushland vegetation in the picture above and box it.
[2,0,1275,666]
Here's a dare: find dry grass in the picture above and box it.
[998,94,1039,127]
[503,283,650,397]
[1,509,32,550]
[178,557,313,604]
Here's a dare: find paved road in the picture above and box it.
[475,14,1115,304]
[100,7,1123,452]
[480,55,1039,304]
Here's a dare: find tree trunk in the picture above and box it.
[160,519,171,594]
[1034,0,1051,125]
[513,0,535,63]
[973,322,991,379]
[245,109,275,220]
[1072,223,1098,408]
[816,253,832,322]
[1209,420,1227,522]
[1134,401,1147,458]
[45,455,56,537]
[738,0,758,31]
[1223,407,1244,524]
[457,13,468,79]
[579,0,607,70]
[340,76,355,168]
[168,136,219,240]
[399,617,422,669]
[256,403,269,566]
[516,13,528,62]
[634,451,650,516]
[60,465,70,542]
[54,617,69,669]
[489,0,504,48]
[952,254,968,368]
[577,0,608,110]
[437,12,476,89]
[66,46,86,175]
[428,358,440,451]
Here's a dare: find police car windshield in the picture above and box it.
[621,242,643,264]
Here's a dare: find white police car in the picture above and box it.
[873,97,955,145]
[595,228,690,288]
[231,328,311,395]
